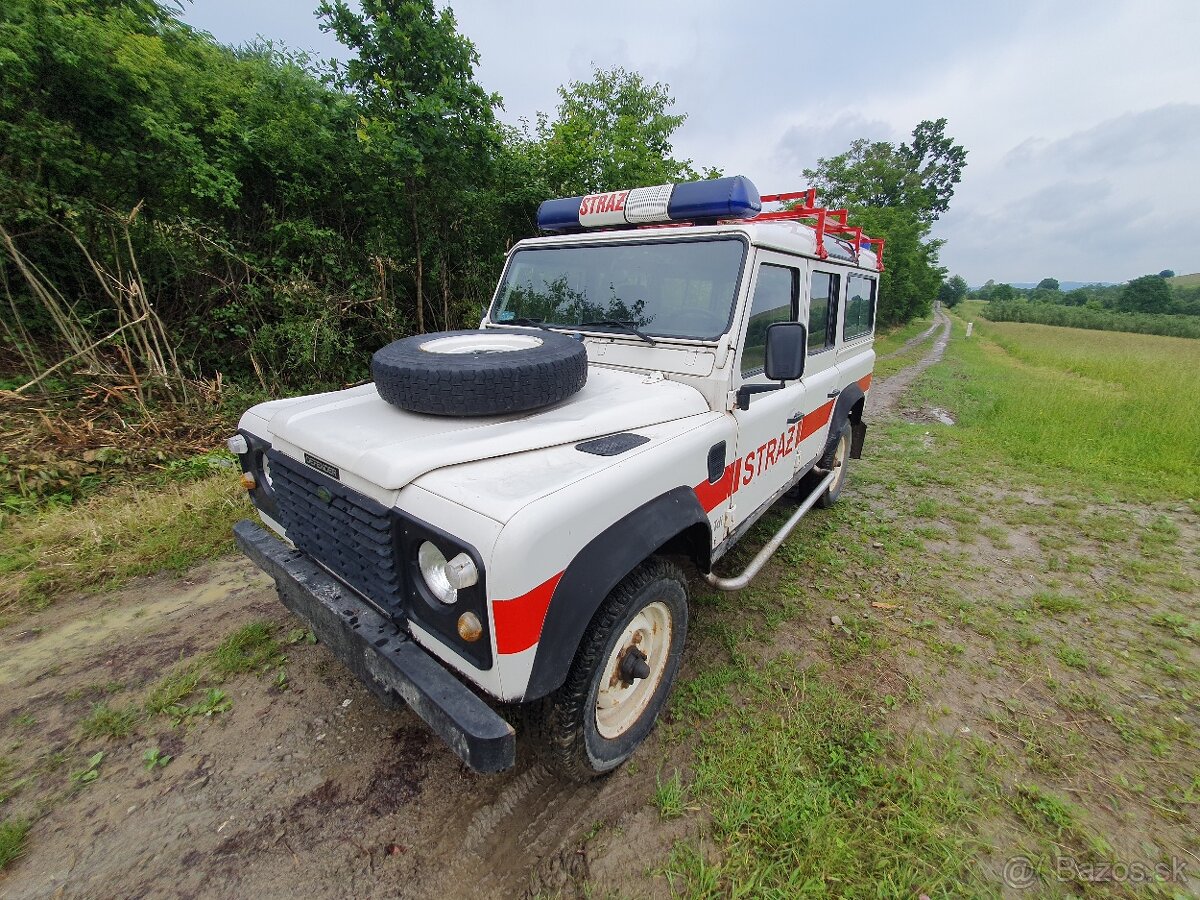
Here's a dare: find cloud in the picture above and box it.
[1004,104,1200,171]
[774,114,898,175]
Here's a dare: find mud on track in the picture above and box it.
[0,321,952,899]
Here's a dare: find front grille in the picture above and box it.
[267,450,403,616]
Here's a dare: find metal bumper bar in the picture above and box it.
[233,520,515,774]
[704,470,836,592]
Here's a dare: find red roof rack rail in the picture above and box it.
[721,189,885,272]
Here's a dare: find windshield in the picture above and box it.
[489,237,746,340]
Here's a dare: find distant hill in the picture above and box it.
[1007,281,1117,291]
[1168,273,1200,288]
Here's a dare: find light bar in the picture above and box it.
[536,175,761,232]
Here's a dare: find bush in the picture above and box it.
[981,302,1200,339]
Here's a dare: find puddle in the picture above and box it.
[929,407,957,426]
[0,560,271,686]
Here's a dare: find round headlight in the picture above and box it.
[418,541,457,604]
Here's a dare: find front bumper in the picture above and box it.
[233,520,515,774]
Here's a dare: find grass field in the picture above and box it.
[635,311,1199,897]
[1168,272,1200,289]
[915,317,1200,500]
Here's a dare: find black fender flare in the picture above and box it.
[522,486,711,701]
[825,383,866,456]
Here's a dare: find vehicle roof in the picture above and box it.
[513,221,880,273]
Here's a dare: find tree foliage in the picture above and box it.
[803,119,966,224]
[1118,274,1171,314]
[1036,277,1060,291]
[938,274,968,307]
[536,67,706,196]
[802,119,967,324]
[0,2,704,390]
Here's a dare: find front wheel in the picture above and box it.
[816,423,851,508]
[536,559,688,780]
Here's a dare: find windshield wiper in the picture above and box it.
[577,319,657,345]
[499,316,553,332]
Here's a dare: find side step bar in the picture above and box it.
[704,470,836,592]
[234,520,516,773]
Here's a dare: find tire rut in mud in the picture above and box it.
[868,308,952,418]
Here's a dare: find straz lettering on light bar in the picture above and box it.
[578,190,631,227]
[578,191,628,216]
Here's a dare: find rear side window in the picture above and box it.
[808,271,840,354]
[741,264,796,376]
[844,274,876,340]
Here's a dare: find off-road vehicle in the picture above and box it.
[230,176,882,777]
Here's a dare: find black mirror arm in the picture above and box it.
[737,381,786,411]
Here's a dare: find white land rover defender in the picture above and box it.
[230,176,882,778]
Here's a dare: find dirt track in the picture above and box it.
[0,319,951,899]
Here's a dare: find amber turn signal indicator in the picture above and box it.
[240,472,257,491]
[457,612,482,642]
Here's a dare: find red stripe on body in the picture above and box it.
[799,399,834,440]
[492,571,563,655]
[693,459,740,513]
[858,373,872,392]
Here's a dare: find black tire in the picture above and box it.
[371,328,588,416]
[535,558,688,780]
[816,423,851,508]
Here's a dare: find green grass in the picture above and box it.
[873,316,934,357]
[0,473,251,610]
[0,818,31,870]
[907,315,1200,500]
[143,621,283,726]
[1167,272,1200,288]
[79,702,140,740]
[210,622,285,676]
[664,659,979,897]
[653,770,687,820]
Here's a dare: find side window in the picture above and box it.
[808,271,840,354]
[844,274,876,340]
[741,264,796,377]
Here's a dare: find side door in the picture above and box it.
[835,272,878,393]
[793,268,845,469]
[728,255,807,530]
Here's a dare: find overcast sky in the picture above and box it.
[181,1,1200,285]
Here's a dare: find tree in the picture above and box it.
[803,118,967,223]
[1117,275,1170,313]
[991,283,1016,302]
[799,120,966,324]
[318,0,504,334]
[937,274,968,307]
[1159,269,1175,278]
[1036,277,1060,291]
[851,206,943,325]
[531,66,704,197]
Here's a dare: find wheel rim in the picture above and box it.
[419,333,543,355]
[830,432,849,494]
[595,601,672,739]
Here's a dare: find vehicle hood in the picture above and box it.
[243,367,709,492]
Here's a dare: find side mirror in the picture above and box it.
[736,322,808,410]
[764,322,807,381]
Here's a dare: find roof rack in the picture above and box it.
[721,189,886,272]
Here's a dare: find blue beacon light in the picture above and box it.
[536,175,761,232]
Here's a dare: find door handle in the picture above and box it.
[787,411,803,424]
[827,389,841,398]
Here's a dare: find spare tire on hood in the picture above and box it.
[372,328,588,416]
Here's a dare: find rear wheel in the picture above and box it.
[816,423,851,508]
[537,559,688,780]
